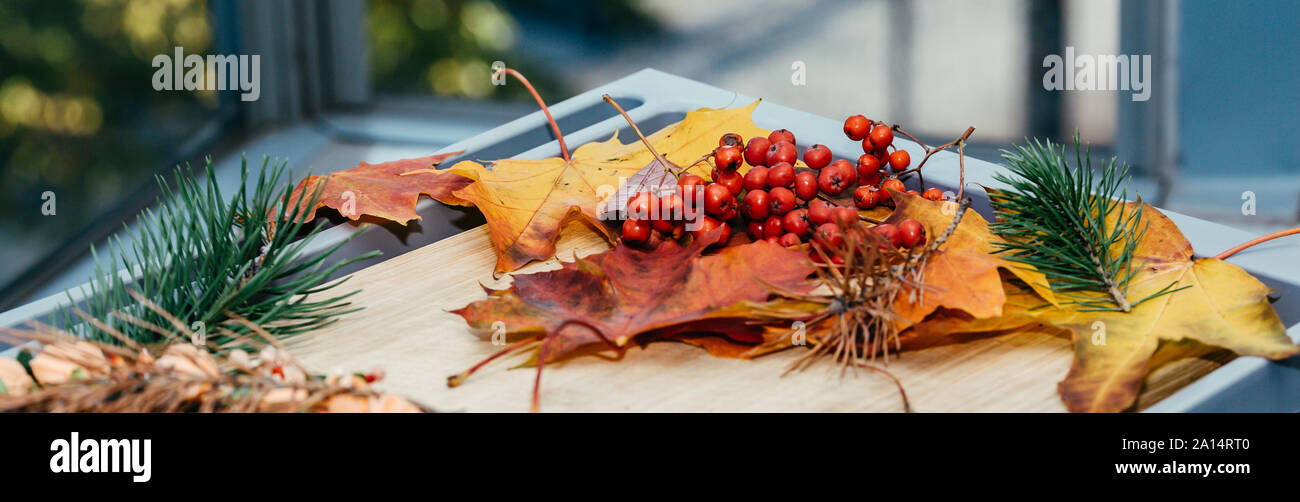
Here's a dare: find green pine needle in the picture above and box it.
[989,132,1183,312]
[55,156,380,346]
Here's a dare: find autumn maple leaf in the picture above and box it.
[1024,200,1297,412]
[448,228,817,411]
[288,152,469,224]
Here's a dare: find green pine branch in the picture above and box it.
[56,156,380,346]
[989,133,1183,312]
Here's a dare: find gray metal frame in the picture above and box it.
[232,0,371,125]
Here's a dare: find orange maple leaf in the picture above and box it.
[881,190,1056,327]
[288,152,467,224]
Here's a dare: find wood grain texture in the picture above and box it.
[287,224,1220,412]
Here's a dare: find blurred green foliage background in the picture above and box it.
[366,0,656,99]
[0,0,218,271]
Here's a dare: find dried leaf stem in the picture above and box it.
[1214,227,1300,260]
[448,318,622,413]
[495,67,570,162]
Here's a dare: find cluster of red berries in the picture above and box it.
[803,199,926,264]
[619,116,941,257]
[840,115,946,209]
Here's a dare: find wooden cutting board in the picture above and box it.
[287,224,1229,412]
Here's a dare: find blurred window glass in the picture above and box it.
[0,0,227,288]
[365,0,659,103]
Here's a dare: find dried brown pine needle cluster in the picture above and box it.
[771,199,971,410]
[0,307,431,413]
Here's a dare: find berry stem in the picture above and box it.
[683,152,713,175]
[1214,227,1300,260]
[891,126,930,150]
[924,198,970,255]
[892,126,976,191]
[957,137,968,200]
[603,94,679,178]
[495,67,570,162]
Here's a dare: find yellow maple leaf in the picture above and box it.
[907,200,1297,412]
